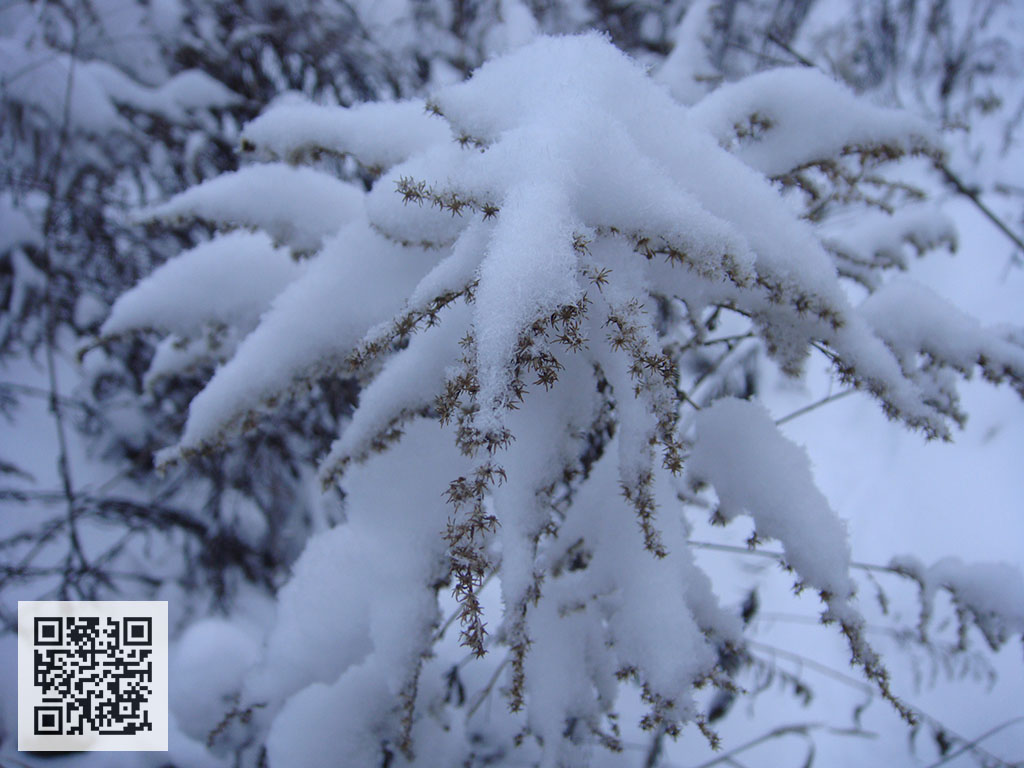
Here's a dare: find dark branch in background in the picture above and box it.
[682,722,874,768]
[939,165,1024,255]
[775,389,856,426]
[767,33,815,67]
[0,381,99,416]
[1,0,369,615]
[41,7,89,598]
[922,716,1024,768]
[687,539,935,579]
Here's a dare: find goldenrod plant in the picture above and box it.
[104,29,1024,768]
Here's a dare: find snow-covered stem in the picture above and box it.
[768,28,1024,266]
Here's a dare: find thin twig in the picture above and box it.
[747,641,1017,768]
[0,380,98,413]
[684,722,859,768]
[687,538,898,575]
[747,640,875,695]
[939,163,1024,255]
[767,33,815,68]
[725,39,797,69]
[775,389,856,426]
[700,333,756,347]
[644,725,666,768]
[465,653,511,720]
[922,716,1024,768]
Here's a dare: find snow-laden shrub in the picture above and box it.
[107,32,1024,767]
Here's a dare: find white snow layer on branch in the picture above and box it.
[0,39,126,133]
[490,351,605,608]
[143,32,979,461]
[890,555,1024,650]
[688,398,854,599]
[248,420,470,767]
[471,181,582,425]
[319,302,472,477]
[160,221,438,462]
[131,30,1016,495]
[821,204,957,289]
[859,277,1024,389]
[141,163,365,252]
[544,448,741,702]
[102,231,301,338]
[0,193,42,251]
[654,0,719,105]
[0,35,239,136]
[687,67,940,177]
[241,99,452,170]
[83,61,242,120]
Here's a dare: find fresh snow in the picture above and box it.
[689,398,854,598]
[103,231,302,338]
[142,163,365,252]
[242,99,452,170]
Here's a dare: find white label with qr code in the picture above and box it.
[18,601,168,751]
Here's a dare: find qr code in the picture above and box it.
[19,601,168,752]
